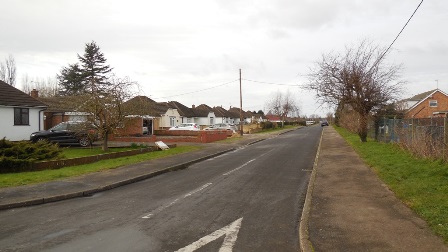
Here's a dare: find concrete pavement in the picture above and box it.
[302,126,447,251]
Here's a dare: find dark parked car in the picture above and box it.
[30,121,98,147]
[321,121,329,127]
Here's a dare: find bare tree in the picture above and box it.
[304,40,403,142]
[0,55,17,86]
[266,90,299,127]
[21,74,58,97]
[75,75,138,151]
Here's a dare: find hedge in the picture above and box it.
[0,138,63,173]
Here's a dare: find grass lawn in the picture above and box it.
[335,126,448,243]
[0,145,202,188]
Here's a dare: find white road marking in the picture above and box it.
[184,183,212,197]
[175,218,243,252]
[223,159,255,176]
[142,183,212,219]
[223,149,275,176]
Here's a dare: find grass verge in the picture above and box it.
[335,126,448,243]
[0,145,202,188]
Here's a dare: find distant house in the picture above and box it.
[265,114,282,123]
[167,101,196,124]
[402,89,448,118]
[0,81,47,141]
[157,102,181,129]
[246,111,266,123]
[213,106,232,124]
[122,96,181,135]
[228,107,245,125]
[192,104,216,127]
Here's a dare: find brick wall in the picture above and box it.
[406,91,448,118]
[44,113,70,130]
[110,130,228,143]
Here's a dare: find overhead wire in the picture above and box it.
[242,78,299,87]
[369,0,424,72]
[151,79,239,100]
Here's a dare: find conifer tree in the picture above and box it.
[57,63,84,95]
[77,41,113,93]
[58,41,112,95]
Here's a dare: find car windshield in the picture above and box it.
[50,122,91,131]
[50,123,68,131]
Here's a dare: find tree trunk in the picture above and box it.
[358,113,369,142]
[102,132,109,151]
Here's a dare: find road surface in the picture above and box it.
[0,126,322,251]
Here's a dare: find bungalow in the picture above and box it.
[228,107,247,125]
[122,96,181,135]
[213,106,232,124]
[0,81,47,141]
[192,104,216,128]
[250,111,267,123]
[265,111,282,122]
[157,102,181,129]
[167,101,196,124]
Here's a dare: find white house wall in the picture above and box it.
[215,116,228,124]
[194,112,216,126]
[0,106,44,141]
[181,117,194,123]
[160,108,180,128]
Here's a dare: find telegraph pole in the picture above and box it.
[239,69,243,136]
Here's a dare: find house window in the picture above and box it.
[14,108,29,125]
[210,117,214,125]
[187,118,192,123]
[169,117,176,127]
[429,100,438,107]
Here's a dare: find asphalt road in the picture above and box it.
[0,126,322,252]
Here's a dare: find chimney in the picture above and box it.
[30,89,39,98]
[192,104,195,109]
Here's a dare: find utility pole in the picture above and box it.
[239,69,243,136]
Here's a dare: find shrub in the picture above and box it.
[260,121,275,129]
[130,143,149,148]
[0,138,63,173]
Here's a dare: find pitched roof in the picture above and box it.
[193,104,214,117]
[167,101,196,117]
[213,106,231,117]
[0,80,47,108]
[123,96,167,116]
[228,107,248,118]
[406,89,437,101]
[266,115,282,121]
[406,89,448,112]
[38,96,80,112]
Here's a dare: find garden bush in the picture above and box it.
[0,138,63,173]
[260,121,275,129]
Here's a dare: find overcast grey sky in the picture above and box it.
[1,0,447,117]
